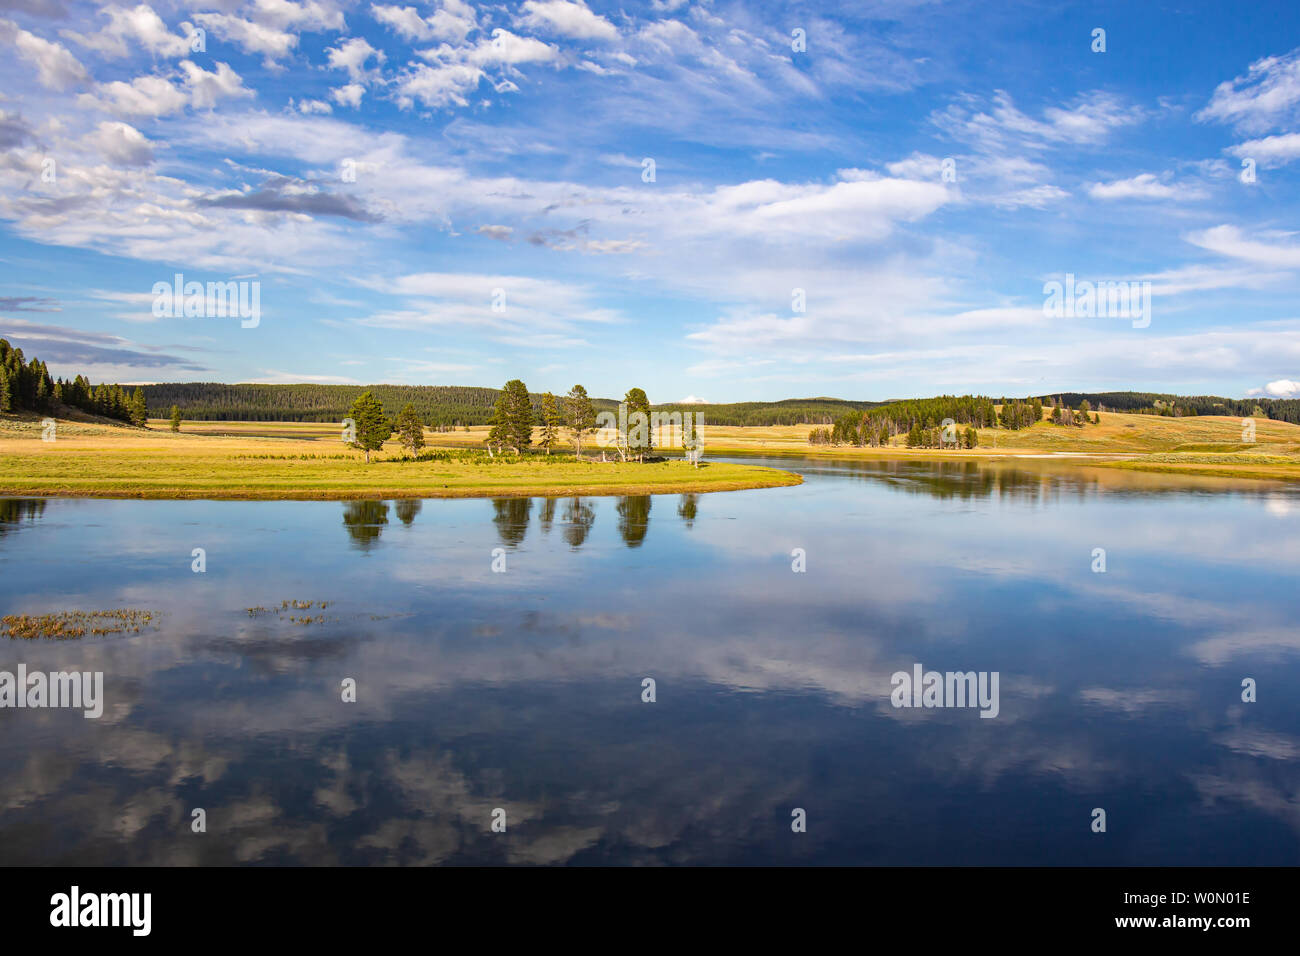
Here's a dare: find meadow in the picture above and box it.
[0,414,800,500]
[4,408,1300,500]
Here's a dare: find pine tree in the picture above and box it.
[130,388,148,427]
[566,384,596,458]
[486,392,510,456]
[624,387,652,462]
[169,405,182,432]
[394,403,425,457]
[346,390,391,463]
[0,365,9,413]
[539,391,562,454]
[501,379,533,453]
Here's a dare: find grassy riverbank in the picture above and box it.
[0,414,801,500]
[6,407,1298,497]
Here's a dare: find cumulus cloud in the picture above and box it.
[83,120,154,166]
[371,0,476,43]
[1256,379,1300,398]
[0,17,89,90]
[326,36,384,82]
[516,0,618,41]
[78,61,253,118]
[329,83,365,108]
[60,4,194,59]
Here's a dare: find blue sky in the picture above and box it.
[2,0,1300,403]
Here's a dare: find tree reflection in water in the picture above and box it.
[342,500,390,550]
[562,497,595,549]
[677,493,698,527]
[617,495,651,548]
[394,499,422,527]
[492,497,533,547]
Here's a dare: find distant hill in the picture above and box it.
[139,383,881,427]
[1027,391,1300,424]
[136,382,1300,427]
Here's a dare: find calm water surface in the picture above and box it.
[2,456,1299,865]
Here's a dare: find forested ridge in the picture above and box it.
[1033,391,1300,423]
[138,383,881,427]
[9,368,1298,429]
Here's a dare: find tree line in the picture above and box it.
[1,338,146,425]
[807,394,1108,447]
[1039,391,1300,424]
[809,395,998,447]
[136,382,881,427]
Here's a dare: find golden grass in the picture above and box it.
[0,414,800,500]
[6,408,1298,494]
[683,411,1300,481]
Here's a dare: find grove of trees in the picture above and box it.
[1,338,145,425]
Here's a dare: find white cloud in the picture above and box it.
[191,12,297,61]
[372,1,476,43]
[463,29,559,67]
[83,120,154,166]
[189,3,344,64]
[395,62,483,109]
[371,4,433,41]
[60,4,192,59]
[1197,47,1300,133]
[326,36,384,82]
[1188,225,1300,268]
[330,83,365,108]
[1087,173,1206,201]
[181,60,255,110]
[933,90,1144,152]
[78,61,253,117]
[1227,132,1300,168]
[696,176,949,242]
[78,73,190,118]
[0,18,90,90]
[517,1,618,42]
[389,26,560,110]
[1261,379,1300,398]
[249,0,345,33]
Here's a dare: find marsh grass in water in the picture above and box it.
[3,609,157,640]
